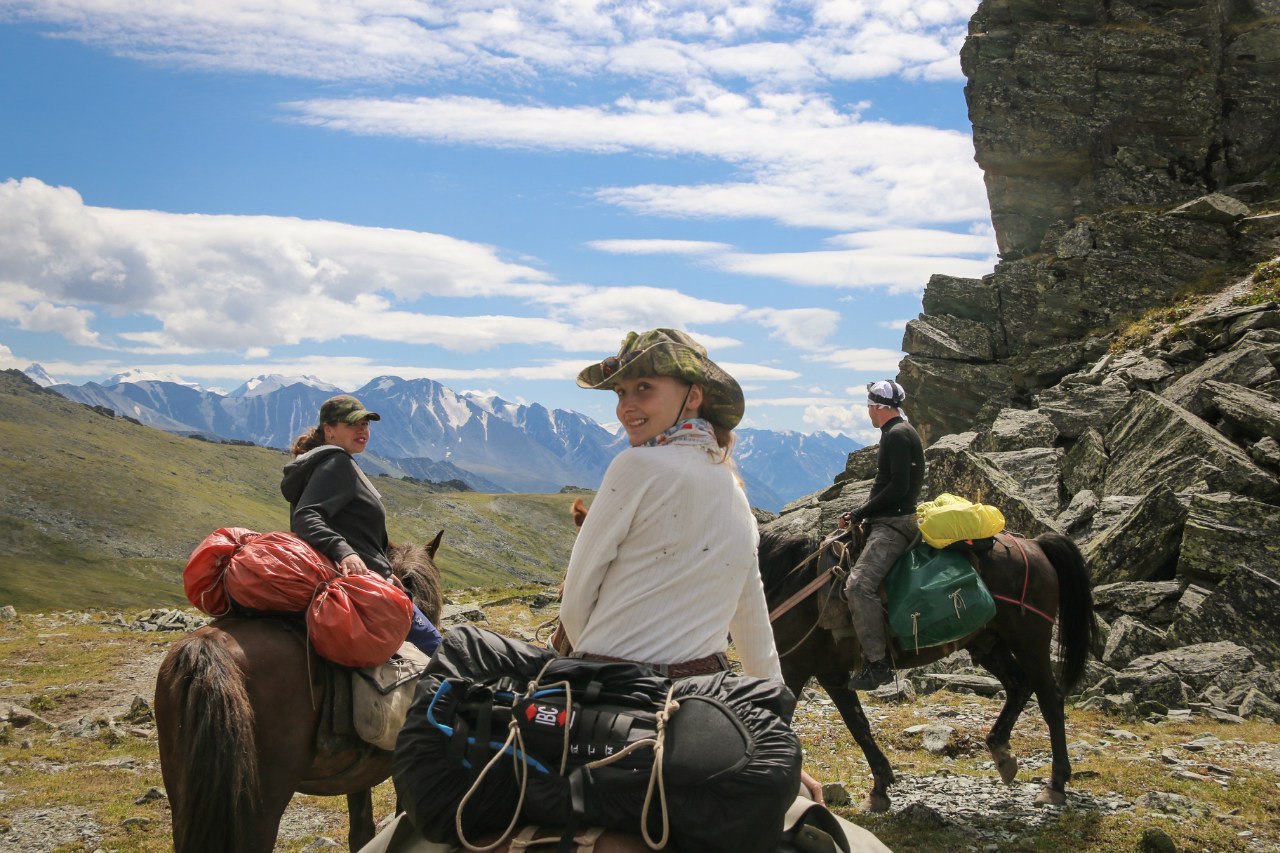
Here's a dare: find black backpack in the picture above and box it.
[393,626,802,853]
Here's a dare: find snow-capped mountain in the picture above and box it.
[46,374,858,509]
[22,363,58,387]
[106,368,206,390]
[229,374,345,398]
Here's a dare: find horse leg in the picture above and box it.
[969,638,1033,785]
[1003,637,1071,806]
[815,672,895,813]
[348,789,375,850]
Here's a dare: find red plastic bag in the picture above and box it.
[184,527,259,616]
[223,531,339,612]
[307,574,413,668]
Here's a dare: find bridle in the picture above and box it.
[767,528,857,658]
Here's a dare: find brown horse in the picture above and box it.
[155,534,445,853]
[758,527,1094,812]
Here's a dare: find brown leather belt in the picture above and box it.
[573,651,730,679]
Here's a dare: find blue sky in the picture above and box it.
[0,0,993,442]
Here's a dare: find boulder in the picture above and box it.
[1113,663,1188,711]
[1083,484,1187,585]
[1034,381,1131,440]
[1103,391,1280,502]
[1237,687,1280,722]
[1176,492,1280,586]
[977,408,1059,451]
[1056,488,1099,534]
[1101,615,1169,669]
[1194,380,1280,443]
[923,443,1060,537]
[1062,427,1108,495]
[899,356,1017,445]
[1168,567,1280,668]
[910,673,1004,697]
[920,274,998,320]
[836,445,880,483]
[1115,357,1176,391]
[902,314,998,361]
[1122,641,1257,693]
[1171,583,1213,624]
[1092,581,1185,626]
[1165,193,1250,224]
[1250,436,1280,472]
[1162,346,1279,411]
[981,447,1064,517]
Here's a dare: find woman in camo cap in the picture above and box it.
[560,328,824,801]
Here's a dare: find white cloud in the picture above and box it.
[807,347,904,372]
[742,307,841,350]
[879,318,910,330]
[19,302,101,345]
[802,402,879,442]
[291,90,988,232]
[0,177,590,353]
[586,239,733,255]
[6,1,978,85]
[714,247,992,293]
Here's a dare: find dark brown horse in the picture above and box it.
[758,527,1094,812]
[155,534,445,852]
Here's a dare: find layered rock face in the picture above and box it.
[900,0,1280,443]
[764,0,1280,722]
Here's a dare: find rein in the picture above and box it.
[767,533,848,623]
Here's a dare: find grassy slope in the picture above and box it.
[0,372,579,611]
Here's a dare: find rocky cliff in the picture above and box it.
[900,0,1280,442]
[764,0,1280,725]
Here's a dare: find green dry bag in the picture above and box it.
[883,545,996,652]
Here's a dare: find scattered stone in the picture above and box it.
[1137,825,1178,853]
[868,678,916,703]
[132,609,206,632]
[1166,192,1250,224]
[1137,791,1213,819]
[439,603,487,627]
[821,782,851,807]
[0,605,16,620]
[120,816,152,829]
[122,695,153,723]
[301,839,342,851]
[134,787,166,805]
[1238,687,1280,722]
[911,673,1004,698]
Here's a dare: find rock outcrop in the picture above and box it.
[763,0,1280,725]
[898,0,1280,443]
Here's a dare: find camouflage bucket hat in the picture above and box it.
[319,394,380,425]
[576,328,745,430]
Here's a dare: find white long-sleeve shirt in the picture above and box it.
[560,443,783,681]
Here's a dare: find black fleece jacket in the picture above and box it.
[280,446,392,577]
[850,416,925,522]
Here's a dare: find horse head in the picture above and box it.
[389,533,445,626]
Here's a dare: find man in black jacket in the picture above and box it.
[843,380,925,690]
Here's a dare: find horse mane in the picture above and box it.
[389,542,444,626]
[756,528,823,593]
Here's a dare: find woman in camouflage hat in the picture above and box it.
[563,329,824,800]
[282,394,441,657]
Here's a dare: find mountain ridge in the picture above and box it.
[48,371,857,510]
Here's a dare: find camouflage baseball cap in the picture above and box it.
[319,394,380,425]
[576,328,745,430]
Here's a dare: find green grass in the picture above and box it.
[1232,258,1280,307]
[0,372,582,611]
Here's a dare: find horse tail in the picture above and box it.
[1034,531,1095,694]
[159,633,259,853]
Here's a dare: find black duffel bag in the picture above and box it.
[393,626,801,853]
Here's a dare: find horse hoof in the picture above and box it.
[1034,786,1065,806]
[859,793,891,814]
[989,746,1018,784]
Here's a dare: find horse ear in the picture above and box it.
[571,497,588,529]
[428,529,444,559]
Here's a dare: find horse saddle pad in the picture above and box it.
[352,641,433,751]
[883,544,996,653]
